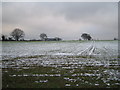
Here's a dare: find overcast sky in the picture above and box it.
[2,2,118,40]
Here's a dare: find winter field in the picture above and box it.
[1,40,120,88]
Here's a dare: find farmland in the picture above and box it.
[1,40,119,88]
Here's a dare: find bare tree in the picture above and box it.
[1,34,7,41]
[81,33,92,40]
[114,38,117,40]
[54,37,62,41]
[10,28,25,41]
[2,35,6,41]
[40,33,47,41]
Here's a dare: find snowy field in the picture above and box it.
[2,40,118,59]
[2,40,120,88]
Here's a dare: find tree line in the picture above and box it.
[1,28,93,41]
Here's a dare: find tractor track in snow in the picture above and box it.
[77,41,96,56]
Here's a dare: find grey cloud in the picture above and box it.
[2,2,118,40]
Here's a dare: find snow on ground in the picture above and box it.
[2,40,118,67]
[1,40,119,88]
[2,41,118,59]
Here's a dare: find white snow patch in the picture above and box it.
[53,52,74,56]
